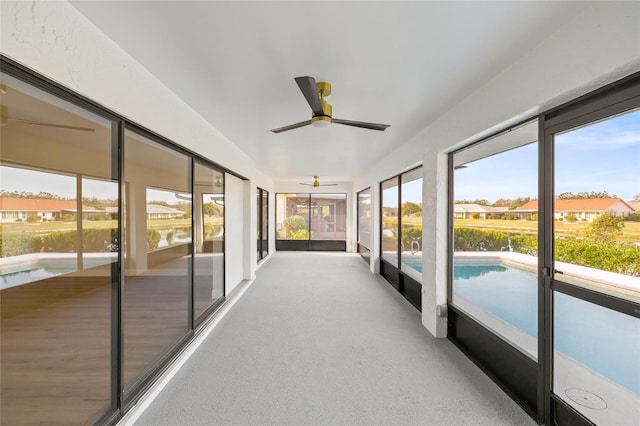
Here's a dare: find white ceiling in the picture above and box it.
[70,1,588,183]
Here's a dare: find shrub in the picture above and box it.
[565,212,578,223]
[147,229,161,250]
[471,213,481,220]
[624,213,640,222]
[401,226,422,251]
[288,229,311,240]
[454,227,508,251]
[204,223,222,240]
[283,215,307,238]
[26,213,40,223]
[0,234,32,257]
[584,212,624,243]
[554,238,639,276]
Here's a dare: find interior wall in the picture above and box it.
[353,1,640,337]
[225,173,244,294]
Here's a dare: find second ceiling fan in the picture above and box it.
[269,76,390,134]
[299,176,337,187]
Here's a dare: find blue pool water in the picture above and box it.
[452,262,640,396]
[1,266,70,287]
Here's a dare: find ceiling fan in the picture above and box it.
[0,103,95,132]
[269,76,390,133]
[299,176,338,187]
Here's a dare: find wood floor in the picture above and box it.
[1,258,220,425]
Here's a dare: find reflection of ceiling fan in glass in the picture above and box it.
[0,104,95,132]
[299,176,338,187]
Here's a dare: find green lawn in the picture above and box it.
[384,216,640,244]
[455,218,640,244]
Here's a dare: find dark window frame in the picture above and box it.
[0,54,239,425]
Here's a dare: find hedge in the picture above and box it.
[1,228,118,258]
[455,227,640,276]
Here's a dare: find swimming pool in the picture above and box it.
[403,257,639,396]
[452,261,639,396]
[0,256,115,289]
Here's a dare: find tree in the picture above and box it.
[633,193,640,202]
[492,197,533,209]
[454,199,490,206]
[401,201,421,216]
[203,202,222,217]
[557,191,617,200]
[584,212,624,243]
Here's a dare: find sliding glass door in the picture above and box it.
[379,167,423,309]
[276,193,346,251]
[449,76,639,425]
[194,163,224,324]
[0,72,117,424]
[545,99,639,425]
[257,188,268,261]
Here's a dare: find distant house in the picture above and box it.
[382,206,398,217]
[516,198,634,221]
[453,203,507,219]
[146,204,185,220]
[0,197,101,222]
[628,201,640,213]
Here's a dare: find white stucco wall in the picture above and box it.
[353,1,640,337]
[224,173,244,294]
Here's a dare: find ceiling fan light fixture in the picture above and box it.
[311,115,332,128]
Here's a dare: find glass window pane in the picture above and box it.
[401,167,423,281]
[82,177,118,268]
[553,109,640,304]
[381,177,399,267]
[123,130,191,390]
[553,293,639,425]
[276,194,310,240]
[310,193,346,241]
[1,73,114,423]
[452,121,539,359]
[261,190,268,258]
[194,163,224,322]
[358,188,372,250]
[257,189,262,259]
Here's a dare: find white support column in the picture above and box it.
[421,151,449,338]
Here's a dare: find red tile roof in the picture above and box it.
[517,198,633,212]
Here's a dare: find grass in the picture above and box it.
[454,218,640,244]
[382,216,640,244]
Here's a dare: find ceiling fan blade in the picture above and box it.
[8,117,95,132]
[269,120,312,134]
[318,184,338,186]
[332,118,390,131]
[294,76,324,117]
[299,183,314,186]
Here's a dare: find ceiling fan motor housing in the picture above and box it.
[311,81,332,127]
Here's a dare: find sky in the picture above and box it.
[454,109,639,203]
[2,110,638,205]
